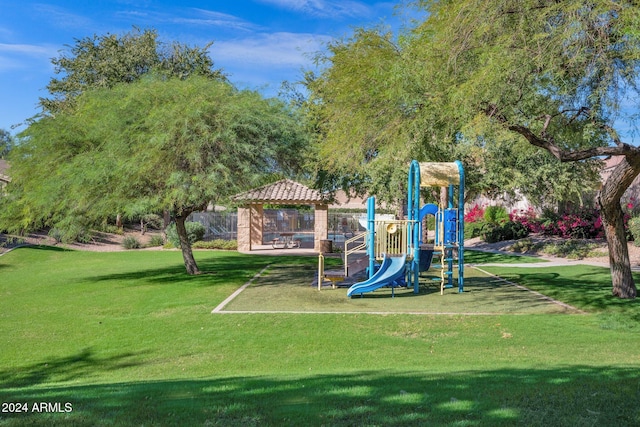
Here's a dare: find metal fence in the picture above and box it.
[188,210,369,243]
[188,211,238,240]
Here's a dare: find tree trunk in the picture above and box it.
[598,155,640,299]
[175,214,201,275]
[116,213,123,230]
[600,199,636,298]
[440,187,448,209]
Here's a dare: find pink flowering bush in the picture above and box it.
[469,203,637,242]
[511,207,606,239]
[510,207,543,233]
[553,209,604,239]
[464,204,485,223]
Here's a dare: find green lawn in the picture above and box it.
[464,249,547,264]
[1,247,640,426]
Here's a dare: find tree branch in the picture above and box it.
[484,103,640,162]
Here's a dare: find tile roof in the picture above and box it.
[232,179,327,204]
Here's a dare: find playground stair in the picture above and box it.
[431,244,458,295]
[317,252,370,289]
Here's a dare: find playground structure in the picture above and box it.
[318,160,465,297]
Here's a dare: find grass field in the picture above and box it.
[1,246,640,426]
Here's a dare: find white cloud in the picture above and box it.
[0,43,52,56]
[0,55,22,72]
[116,8,259,32]
[31,3,94,31]
[184,9,261,31]
[209,32,330,68]
[0,43,57,72]
[255,0,372,19]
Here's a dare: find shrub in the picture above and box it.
[541,240,606,259]
[141,214,163,230]
[629,217,640,245]
[483,206,509,225]
[509,237,538,253]
[464,221,485,239]
[482,220,529,243]
[192,239,238,250]
[165,222,206,248]
[48,228,64,244]
[148,235,165,247]
[511,207,607,240]
[48,224,93,244]
[122,236,141,249]
[554,209,603,239]
[100,224,124,235]
[536,209,603,239]
[510,207,544,233]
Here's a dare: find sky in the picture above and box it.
[0,0,418,135]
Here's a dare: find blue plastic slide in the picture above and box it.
[347,254,407,297]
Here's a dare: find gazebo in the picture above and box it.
[232,179,329,252]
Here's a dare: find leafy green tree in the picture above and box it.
[3,76,308,274]
[17,26,227,255]
[41,27,224,114]
[307,1,640,298]
[457,135,601,209]
[412,0,640,298]
[306,29,436,207]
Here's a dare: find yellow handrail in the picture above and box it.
[343,231,367,276]
[317,253,324,290]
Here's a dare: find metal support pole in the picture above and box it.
[455,160,465,293]
[367,196,376,279]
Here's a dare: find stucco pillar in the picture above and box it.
[250,204,263,247]
[314,204,328,252]
[237,206,251,252]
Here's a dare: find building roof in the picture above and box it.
[232,179,327,204]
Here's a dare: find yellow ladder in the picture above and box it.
[434,245,458,295]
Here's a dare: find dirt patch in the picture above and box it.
[0,229,164,254]
[466,234,640,267]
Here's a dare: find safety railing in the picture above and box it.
[343,231,368,276]
[373,220,417,260]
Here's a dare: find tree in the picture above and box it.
[2,76,308,274]
[307,1,640,298]
[457,135,602,209]
[22,26,227,249]
[412,0,640,298]
[305,25,601,210]
[41,27,224,114]
[306,29,432,206]
[0,129,13,158]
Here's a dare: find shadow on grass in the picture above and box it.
[487,265,640,314]
[6,244,75,253]
[0,348,147,389]
[346,276,576,313]
[1,367,639,426]
[83,253,308,287]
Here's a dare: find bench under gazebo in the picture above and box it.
[232,179,329,252]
